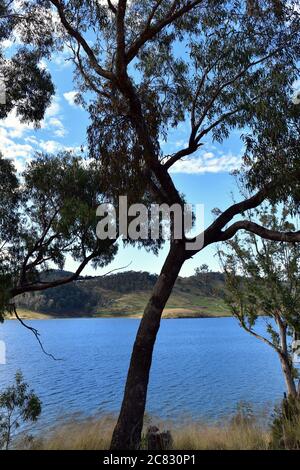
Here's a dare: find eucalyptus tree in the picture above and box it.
[16,0,300,448]
[0,2,117,318]
[219,206,300,398]
[0,152,117,323]
[0,0,55,122]
[0,370,41,450]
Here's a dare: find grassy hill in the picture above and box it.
[14,270,230,319]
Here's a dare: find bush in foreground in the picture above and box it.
[271,395,300,449]
[0,371,41,450]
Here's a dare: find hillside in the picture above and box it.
[14,270,230,319]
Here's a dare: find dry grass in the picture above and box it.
[278,417,300,449]
[21,415,270,450]
[28,416,115,450]
[171,421,270,450]
[6,308,53,320]
[270,398,300,449]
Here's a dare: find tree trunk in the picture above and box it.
[110,241,186,450]
[279,353,297,398]
[276,315,297,397]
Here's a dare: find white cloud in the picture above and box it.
[0,93,68,171]
[1,94,66,138]
[37,140,81,155]
[52,45,73,69]
[63,91,79,107]
[1,39,14,49]
[44,96,61,118]
[169,152,242,174]
[0,128,33,171]
[0,109,35,171]
[175,139,185,148]
[203,152,214,159]
[41,96,67,137]
[38,59,48,70]
[24,136,39,145]
[293,79,300,90]
[0,110,34,138]
[38,140,63,153]
[48,117,67,137]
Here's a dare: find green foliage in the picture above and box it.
[194,265,216,295]
[195,264,210,276]
[78,1,300,207]
[0,155,19,321]
[271,395,300,449]
[94,271,158,293]
[219,205,300,396]
[18,281,102,315]
[13,1,299,212]
[220,206,300,337]
[0,152,117,316]
[0,48,54,123]
[21,152,115,269]
[0,370,41,450]
[0,1,55,124]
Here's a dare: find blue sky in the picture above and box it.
[0,41,246,277]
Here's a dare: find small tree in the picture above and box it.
[0,152,117,323]
[219,206,300,397]
[0,370,41,450]
[194,264,213,295]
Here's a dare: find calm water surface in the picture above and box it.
[0,317,285,430]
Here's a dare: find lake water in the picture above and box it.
[0,317,286,431]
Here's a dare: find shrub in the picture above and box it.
[0,370,41,450]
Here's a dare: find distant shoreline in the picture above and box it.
[7,307,231,321]
[14,271,229,321]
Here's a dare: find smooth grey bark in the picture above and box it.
[276,317,297,398]
[279,354,297,398]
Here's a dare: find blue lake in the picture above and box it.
[0,317,286,430]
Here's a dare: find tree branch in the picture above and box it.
[107,0,117,14]
[220,220,300,242]
[191,50,281,141]
[116,0,127,75]
[184,181,291,257]
[238,314,281,354]
[208,186,271,235]
[73,44,111,98]
[163,141,202,170]
[195,107,242,143]
[125,0,204,64]
[12,305,60,360]
[11,249,100,297]
[19,210,60,285]
[50,0,114,81]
